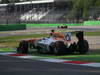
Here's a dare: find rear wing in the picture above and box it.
[63,32,71,41]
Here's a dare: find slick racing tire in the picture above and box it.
[68,42,77,54]
[36,46,47,54]
[53,41,66,55]
[36,46,42,53]
[77,40,89,54]
[17,40,28,54]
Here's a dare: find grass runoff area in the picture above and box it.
[0,31,100,62]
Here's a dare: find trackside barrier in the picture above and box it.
[26,23,83,27]
[0,21,100,31]
[65,23,83,26]
[84,21,100,26]
[0,24,26,31]
[26,24,61,27]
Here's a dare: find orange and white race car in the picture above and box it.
[17,31,89,55]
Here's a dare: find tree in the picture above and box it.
[1,0,9,4]
[0,0,20,4]
[67,0,99,21]
[95,0,100,7]
[9,0,20,3]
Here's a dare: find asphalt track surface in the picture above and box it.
[0,55,100,75]
[0,26,100,37]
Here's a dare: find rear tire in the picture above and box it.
[53,41,67,55]
[77,40,89,54]
[68,43,77,54]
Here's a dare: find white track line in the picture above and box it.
[0,52,100,68]
[17,56,43,59]
[0,52,15,55]
[81,63,100,67]
[38,58,71,63]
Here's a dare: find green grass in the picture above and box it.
[84,31,100,36]
[29,51,100,62]
[26,49,100,62]
[0,47,100,62]
[0,34,48,42]
[0,34,48,48]
[58,55,100,62]
[0,31,100,48]
[71,31,100,36]
[0,48,15,52]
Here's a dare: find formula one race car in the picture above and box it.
[17,31,89,55]
[58,25,68,29]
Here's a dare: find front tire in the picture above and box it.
[17,40,29,54]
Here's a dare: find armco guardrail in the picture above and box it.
[0,21,100,31]
[0,24,26,31]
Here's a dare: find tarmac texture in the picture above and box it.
[0,55,100,75]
